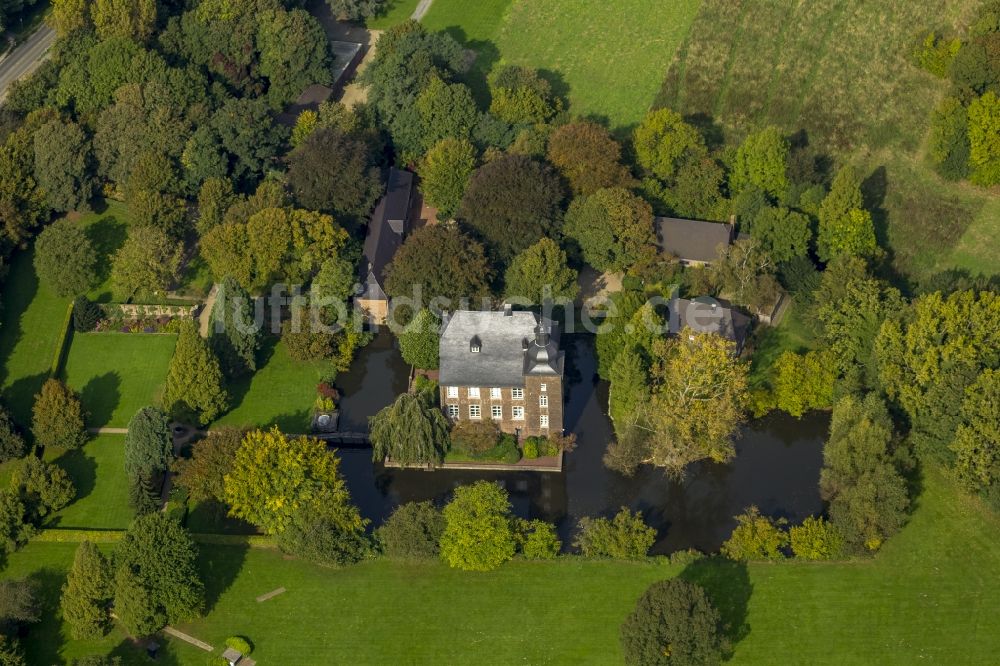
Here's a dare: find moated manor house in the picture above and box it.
[438,308,564,438]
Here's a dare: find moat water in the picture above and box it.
[335,334,828,554]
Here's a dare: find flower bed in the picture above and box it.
[93,303,197,333]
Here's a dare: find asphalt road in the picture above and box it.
[0,24,55,103]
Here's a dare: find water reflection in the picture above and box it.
[336,335,828,554]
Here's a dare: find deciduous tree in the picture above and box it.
[397,308,440,370]
[33,120,94,212]
[768,350,836,417]
[224,428,355,535]
[31,379,86,450]
[440,481,517,571]
[415,75,478,150]
[457,153,565,262]
[110,226,183,301]
[377,500,445,559]
[287,126,382,218]
[91,0,157,42]
[419,137,476,219]
[620,579,724,666]
[749,206,811,263]
[950,369,1000,504]
[816,166,877,261]
[0,405,25,464]
[503,237,578,305]
[384,224,493,305]
[546,120,634,196]
[563,187,656,273]
[369,392,450,465]
[574,508,655,559]
[967,90,1000,185]
[113,513,203,635]
[11,456,75,523]
[720,506,787,560]
[730,126,789,199]
[820,395,909,553]
[487,65,560,125]
[789,517,843,560]
[633,108,706,182]
[172,428,244,504]
[33,219,98,297]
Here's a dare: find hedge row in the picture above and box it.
[49,301,75,376]
[32,529,275,549]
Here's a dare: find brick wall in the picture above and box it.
[440,374,563,438]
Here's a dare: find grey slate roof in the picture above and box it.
[669,296,751,349]
[656,216,735,263]
[358,168,413,301]
[439,310,563,387]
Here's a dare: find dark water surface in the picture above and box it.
[336,334,828,554]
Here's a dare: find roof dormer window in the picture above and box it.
[470,335,481,353]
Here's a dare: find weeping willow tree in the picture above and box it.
[369,392,450,465]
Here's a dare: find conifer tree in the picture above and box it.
[61,541,113,639]
[163,320,228,425]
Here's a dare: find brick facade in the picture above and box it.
[439,374,563,438]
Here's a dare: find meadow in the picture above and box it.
[421,0,701,129]
[655,0,997,281]
[2,466,998,664]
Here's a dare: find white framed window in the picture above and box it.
[468,387,480,399]
[512,406,525,420]
[511,388,524,400]
[469,404,481,419]
[447,386,458,399]
[491,405,502,419]
[540,383,547,392]
[540,414,549,429]
[490,387,502,400]
[447,404,459,418]
[539,395,548,408]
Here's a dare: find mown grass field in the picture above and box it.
[365,0,420,29]
[211,336,329,432]
[0,249,70,428]
[3,466,998,664]
[655,0,997,281]
[422,0,701,129]
[61,333,176,429]
[48,435,133,530]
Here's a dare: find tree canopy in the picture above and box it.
[457,153,565,263]
[369,392,450,465]
[418,137,476,220]
[33,219,98,297]
[620,579,725,666]
[563,187,656,273]
[439,481,517,571]
[163,320,228,425]
[384,224,494,306]
[546,120,634,196]
[503,237,579,305]
[31,379,86,450]
[224,428,355,535]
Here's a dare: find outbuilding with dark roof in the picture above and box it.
[656,216,736,265]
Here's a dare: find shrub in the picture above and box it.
[912,31,961,78]
[72,296,102,333]
[496,435,521,464]
[574,509,656,559]
[721,506,788,561]
[517,519,560,559]
[377,500,445,559]
[276,503,372,567]
[522,438,539,459]
[790,516,844,560]
[224,636,252,655]
[620,579,725,666]
[450,420,501,455]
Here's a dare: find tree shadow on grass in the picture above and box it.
[0,252,40,393]
[197,543,249,615]
[46,447,98,526]
[109,637,183,665]
[20,566,71,666]
[85,215,128,303]
[679,557,752,658]
[3,372,49,433]
[81,372,121,429]
[220,335,278,419]
[273,409,312,434]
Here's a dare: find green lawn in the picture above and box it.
[365,0,420,29]
[61,333,176,429]
[3,467,999,664]
[655,0,999,281]
[47,435,133,530]
[748,299,818,387]
[212,336,329,432]
[422,0,700,129]
[0,249,71,428]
